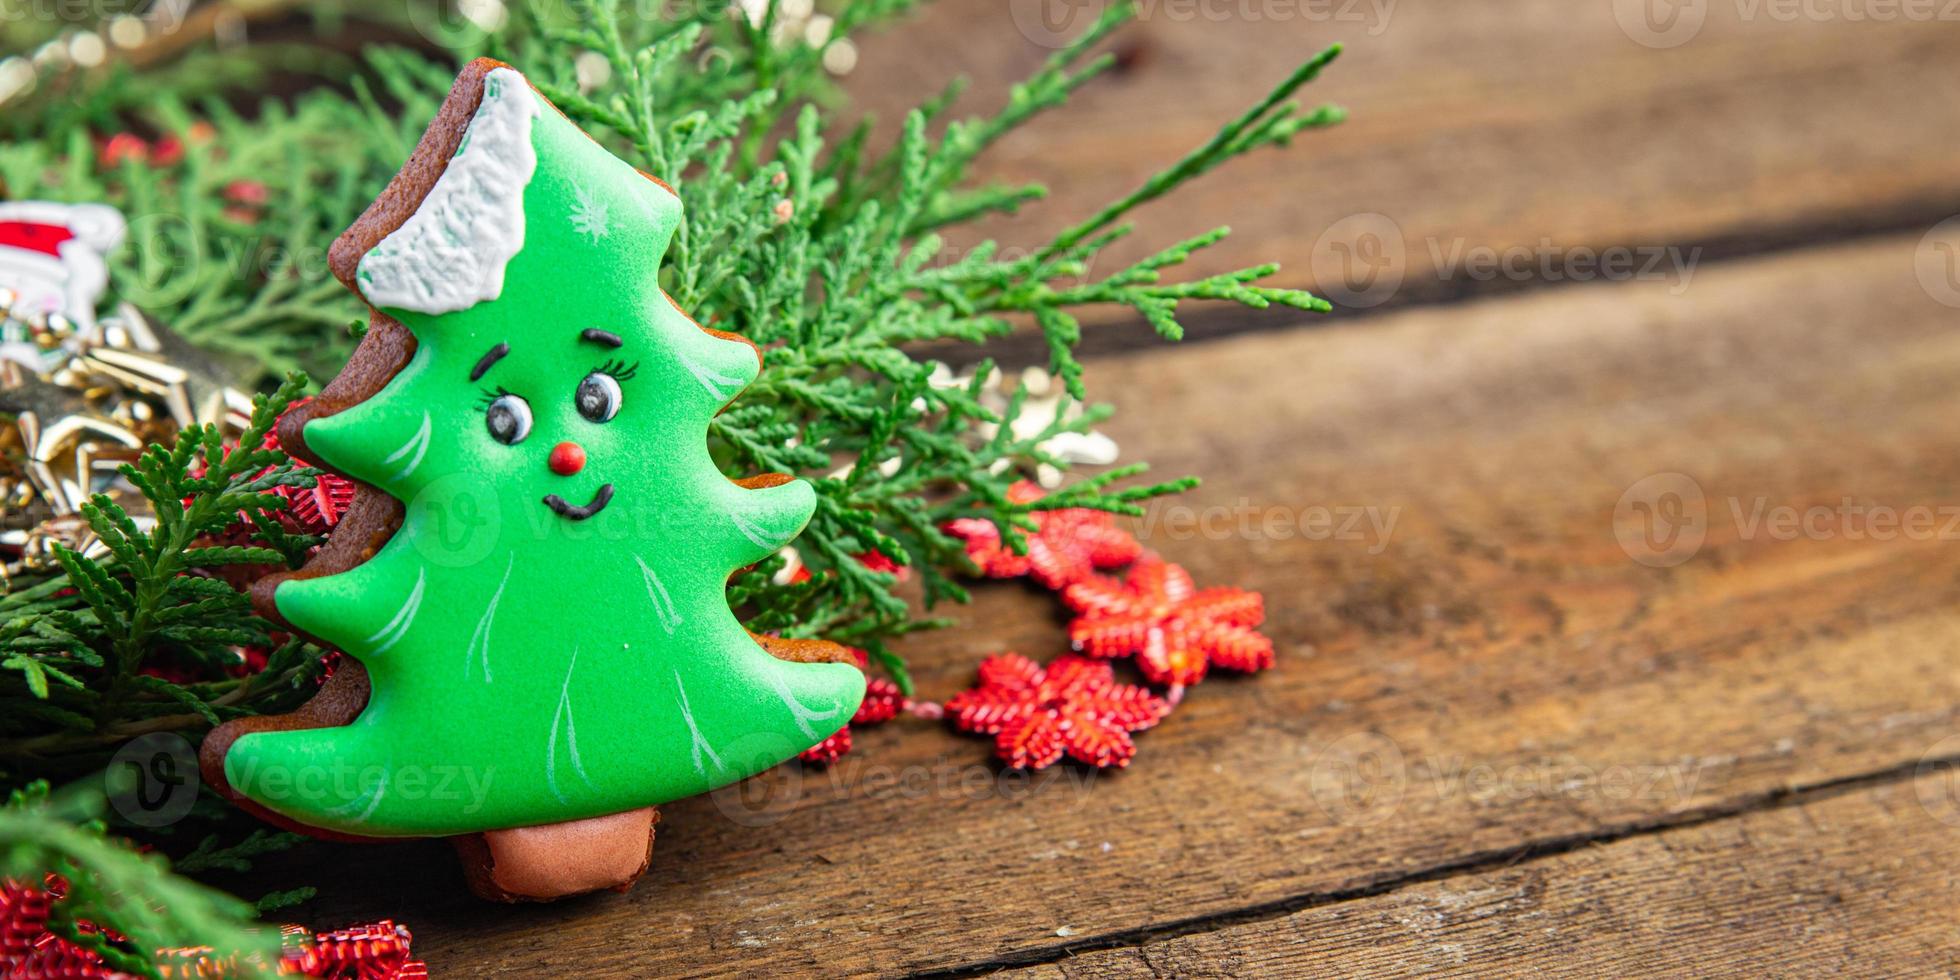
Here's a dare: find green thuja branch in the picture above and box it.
[1036,43,1346,265]
[987,42,1345,396]
[901,2,1130,233]
[1,375,329,772]
[0,376,327,971]
[0,50,443,380]
[0,782,278,978]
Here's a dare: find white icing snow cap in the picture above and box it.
[357,67,541,316]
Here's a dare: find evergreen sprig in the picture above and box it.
[0,47,448,380]
[1,375,328,775]
[0,781,278,978]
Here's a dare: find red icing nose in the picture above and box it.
[548,442,586,476]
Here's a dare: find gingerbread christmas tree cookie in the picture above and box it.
[201,59,864,900]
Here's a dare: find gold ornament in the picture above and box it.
[1,293,249,577]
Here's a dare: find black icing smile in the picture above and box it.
[543,484,615,521]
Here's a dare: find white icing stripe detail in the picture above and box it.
[356,67,541,315]
[634,554,681,634]
[678,351,746,401]
[674,671,724,777]
[547,648,592,803]
[466,554,514,683]
[324,772,387,825]
[382,411,431,481]
[764,660,843,739]
[728,509,785,551]
[365,568,425,656]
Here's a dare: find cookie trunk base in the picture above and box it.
[454,807,659,902]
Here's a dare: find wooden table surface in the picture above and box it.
[292,2,1960,974]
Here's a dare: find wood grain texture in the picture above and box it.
[847,0,1960,321]
[290,232,1960,976]
[1000,779,1960,978]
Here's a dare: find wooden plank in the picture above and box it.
[296,233,1960,975]
[999,779,1960,978]
[846,0,1960,313]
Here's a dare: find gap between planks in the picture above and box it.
[901,752,1960,979]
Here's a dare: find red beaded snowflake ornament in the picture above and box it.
[945,654,1169,769]
[943,482,1142,590]
[1063,559,1273,687]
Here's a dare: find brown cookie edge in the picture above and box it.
[205,57,512,842]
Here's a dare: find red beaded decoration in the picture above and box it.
[1063,559,1273,687]
[265,399,356,537]
[944,482,1142,590]
[945,654,1169,769]
[187,399,356,540]
[798,676,908,765]
[276,919,426,979]
[1,874,425,979]
[798,647,913,765]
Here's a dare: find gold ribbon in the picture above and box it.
[0,288,252,579]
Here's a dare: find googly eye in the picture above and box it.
[576,372,622,423]
[486,393,533,445]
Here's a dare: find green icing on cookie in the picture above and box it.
[224,67,863,837]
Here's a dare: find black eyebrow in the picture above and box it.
[469,343,510,382]
[580,328,622,348]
